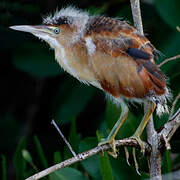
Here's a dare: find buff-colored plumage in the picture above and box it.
[9,7,171,166]
[38,7,170,114]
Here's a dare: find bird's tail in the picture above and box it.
[155,87,172,116]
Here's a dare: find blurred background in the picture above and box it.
[0,0,180,179]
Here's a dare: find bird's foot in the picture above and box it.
[129,135,146,155]
[124,135,146,175]
[98,138,118,158]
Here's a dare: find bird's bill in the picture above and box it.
[9,25,50,34]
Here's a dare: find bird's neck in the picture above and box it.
[53,40,102,89]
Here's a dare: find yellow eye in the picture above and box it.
[54,28,61,34]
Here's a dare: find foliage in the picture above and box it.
[0,0,179,179]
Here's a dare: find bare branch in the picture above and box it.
[157,93,180,150]
[158,55,180,68]
[130,0,143,35]
[130,0,163,179]
[25,139,151,180]
[146,117,162,180]
[159,107,180,148]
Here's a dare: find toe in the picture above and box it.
[130,136,146,155]
[98,138,118,158]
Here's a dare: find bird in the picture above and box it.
[10,6,171,164]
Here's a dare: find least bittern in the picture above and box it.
[10,6,171,167]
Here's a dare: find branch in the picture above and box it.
[26,139,151,180]
[51,120,77,157]
[130,0,163,179]
[159,107,180,150]
[130,0,143,35]
[169,92,180,118]
[147,117,162,179]
[158,55,180,68]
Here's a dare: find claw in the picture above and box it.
[133,148,141,176]
[124,147,130,166]
[98,138,118,158]
[130,135,146,155]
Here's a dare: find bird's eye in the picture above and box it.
[54,28,61,34]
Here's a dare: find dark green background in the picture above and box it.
[0,0,180,179]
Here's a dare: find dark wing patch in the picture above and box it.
[136,59,166,93]
[126,48,152,60]
[87,16,135,34]
[142,61,164,82]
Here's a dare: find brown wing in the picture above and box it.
[85,16,166,98]
[86,16,158,57]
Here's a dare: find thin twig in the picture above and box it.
[159,107,180,146]
[25,139,151,180]
[158,55,180,68]
[25,107,180,180]
[169,93,180,118]
[130,0,163,179]
[51,120,77,157]
[170,107,180,122]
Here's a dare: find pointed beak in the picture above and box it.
[9,25,50,34]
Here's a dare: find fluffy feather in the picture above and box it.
[42,6,172,116]
[43,6,89,43]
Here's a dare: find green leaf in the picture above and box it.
[0,114,19,155]
[1,155,6,180]
[55,85,95,124]
[110,157,140,180]
[64,118,81,160]
[100,153,113,180]
[105,100,140,139]
[159,33,180,75]
[87,4,108,15]
[105,100,121,132]
[34,136,48,168]
[140,172,149,179]
[13,136,27,180]
[96,130,114,180]
[96,130,104,142]
[97,125,113,180]
[68,118,81,152]
[12,42,63,78]
[155,0,180,29]
[79,137,102,180]
[162,150,172,178]
[49,167,89,180]
[53,151,62,164]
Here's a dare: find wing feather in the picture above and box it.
[85,16,166,97]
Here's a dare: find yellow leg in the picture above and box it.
[130,100,156,154]
[98,100,128,157]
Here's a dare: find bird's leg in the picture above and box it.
[98,100,129,157]
[130,100,156,154]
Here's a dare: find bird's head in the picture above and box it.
[9,7,89,49]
